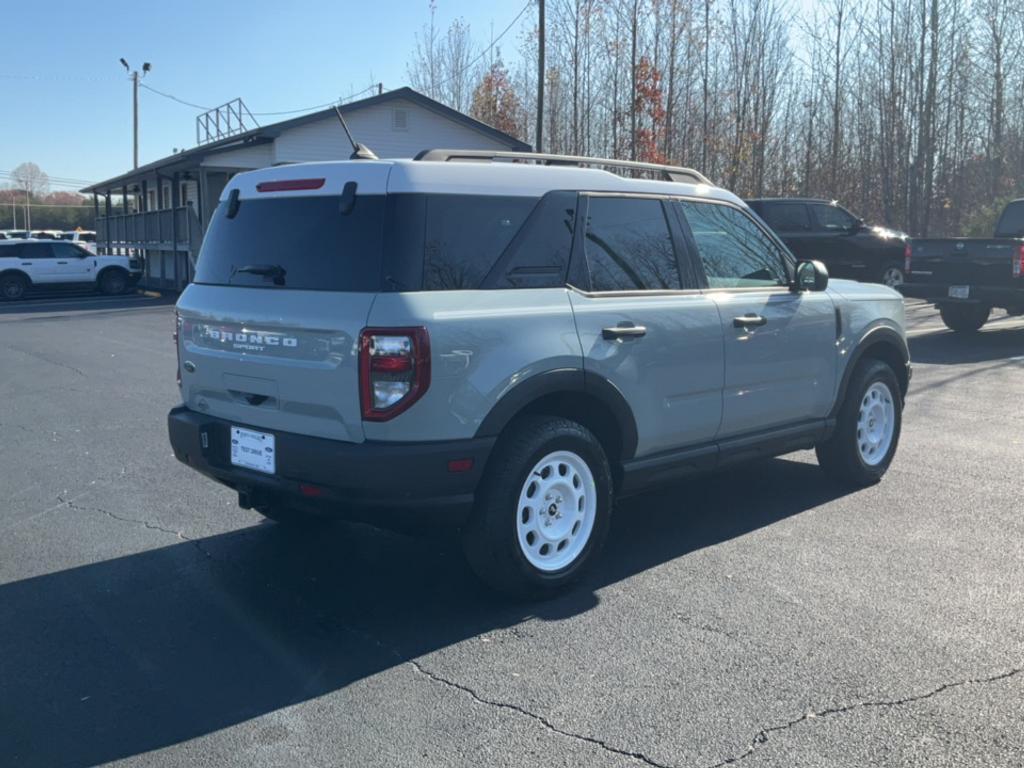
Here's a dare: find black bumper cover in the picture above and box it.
[167,406,493,526]
[900,282,1024,309]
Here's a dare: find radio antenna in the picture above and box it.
[334,105,378,160]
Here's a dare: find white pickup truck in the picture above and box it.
[0,240,142,300]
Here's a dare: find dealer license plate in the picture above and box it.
[948,285,970,299]
[230,426,276,474]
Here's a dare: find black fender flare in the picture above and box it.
[475,368,640,460]
[830,325,910,418]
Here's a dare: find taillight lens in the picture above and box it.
[1014,244,1023,278]
[904,242,912,274]
[359,327,430,421]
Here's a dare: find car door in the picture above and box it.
[806,202,863,279]
[50,242,94,283]
[18,242,57,283]
[567,194,724,459]
[676,199,837,438]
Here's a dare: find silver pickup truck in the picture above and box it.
[168,150,911,597]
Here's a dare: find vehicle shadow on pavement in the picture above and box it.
[909,323,1024,365]
[0,291,174,317]
[0,457,851,767]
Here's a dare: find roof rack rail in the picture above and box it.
[414,149,713,186]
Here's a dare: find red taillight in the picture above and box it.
[255,178,325,193]
[1015,244,1024,278]
[904,242,912,274]
[359,327,430,421]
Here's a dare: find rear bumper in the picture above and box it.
[167,406,493,526]
[900,282,1024,309]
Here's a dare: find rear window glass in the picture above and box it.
[194,194,385,291]
[995,201,1024,238]
[423,195,537,290]
[584,196,682,291]
[761,202,811,232]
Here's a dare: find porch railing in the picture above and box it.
[96,206,201,254]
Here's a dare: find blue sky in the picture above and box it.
[0,0,530,191]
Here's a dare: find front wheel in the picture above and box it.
[939,303,990,332]
[816,359,902,486]
[462,416,613,599]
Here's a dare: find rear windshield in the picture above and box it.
[994,201,1024,238]
[194,194,385,291]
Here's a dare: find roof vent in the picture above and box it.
[392,108,408,132]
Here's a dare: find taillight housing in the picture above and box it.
[1014,244,1024,278]
[359,327,430,421]
[904,242,912,275]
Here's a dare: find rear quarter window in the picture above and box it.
[995,201,1024,238]
[193,194,385,291]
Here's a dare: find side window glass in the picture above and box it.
[762,203,811,232]
[423,195,537,290]
[28,243,55,259]
[584,197,681,291]
[485,191,575,289]
[810,203,857,231]
[52,243,82,259]
[679,201,788,288]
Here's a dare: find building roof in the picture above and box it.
[82,87,531,193]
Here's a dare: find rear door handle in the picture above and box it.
[602,324,647,340]
[21,262,32,265]
[57,261,68,264]
[733,314,767,328]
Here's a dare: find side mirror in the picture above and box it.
[795,260,829,292]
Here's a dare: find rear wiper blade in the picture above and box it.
[231,264,287,285]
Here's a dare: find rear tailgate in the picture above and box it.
[907,238,1020,286]
[175,162,392,444]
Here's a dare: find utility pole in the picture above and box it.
[536,0,545,153]
[24,186,31,232]
[120,59,151,169]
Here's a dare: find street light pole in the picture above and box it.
[120,59,151,170]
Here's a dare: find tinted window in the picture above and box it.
[584,197,681,291]
[194,194,385,291]
[24,243,54,259]
[761,202,811,232]
[0,243,25,258]
[810,203,857,231]
[679,201,788,288]
[995,201,1024,238]
[423,195,536,290]
[484,191,576,289]
[52,243,86,259]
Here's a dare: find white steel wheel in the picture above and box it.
[857,381,896,466]
[881,266,904,288]
[515,450,597,572]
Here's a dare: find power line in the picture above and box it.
[139,82,211,111]
[431,0,532,90]
[139,81,383,119]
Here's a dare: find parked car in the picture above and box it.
[3,230,29,239]
[29,230,62,240]
[168,152,910,597]
[902,199,1024,331]
[0,240,142,299]
[59,230,97,254]
[746,198,908,287]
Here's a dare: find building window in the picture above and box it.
[392,108,408,131]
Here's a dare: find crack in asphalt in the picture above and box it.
[702,667,1024,767]
[5,343,87,377]
[57,494,215,560]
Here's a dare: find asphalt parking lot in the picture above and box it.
[1,296,1022,768]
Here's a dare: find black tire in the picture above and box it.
[880,263,905,288]
[462,415,613,599]
[939,302,990,332]
[0,272,28,301]
[98,268,129,296]
[816,359,903,487]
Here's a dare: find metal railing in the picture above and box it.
[96,206,200,253]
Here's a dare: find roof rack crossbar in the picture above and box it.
[414,149,712,186]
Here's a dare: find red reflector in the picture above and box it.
[256,178,326,193]
[299,483,324,497]
[448,458,474,473]
[371,355,413,373]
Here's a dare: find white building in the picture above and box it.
[83,87,530,291]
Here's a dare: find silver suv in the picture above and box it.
[168,150,910,597]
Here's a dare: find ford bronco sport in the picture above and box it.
[168,150,910,597]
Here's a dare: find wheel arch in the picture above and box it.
[0,268,32,285]
[475,369,639,472]
[831,326,910,418]
[96,264,129,280]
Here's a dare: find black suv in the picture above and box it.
[746,198,908,287]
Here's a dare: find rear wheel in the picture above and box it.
[0,272,27,301]
[462,416,613,599]
[939,302,990,332]
[98,268,129,295]
[816,359,902,486]
[880,264,905,288]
